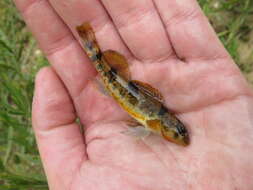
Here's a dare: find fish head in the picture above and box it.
[161,119,190,146]
[147,118,189,146]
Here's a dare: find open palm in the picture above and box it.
[14,0,253,189]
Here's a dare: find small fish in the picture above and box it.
[76,23,189,146]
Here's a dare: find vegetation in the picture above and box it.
[0,0,48,189]
[0,0,252,189]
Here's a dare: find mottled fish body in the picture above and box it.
[77,23,189,146]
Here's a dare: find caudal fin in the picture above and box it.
[76,22,96,43]
[76,22,101,60]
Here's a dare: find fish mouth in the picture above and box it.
[162,131,190,146]
[181,134,190,146]
[174,133,190,146]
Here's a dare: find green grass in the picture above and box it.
[0,0,48,189]
[0,0,252,189]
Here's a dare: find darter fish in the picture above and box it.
[76,23,189,146]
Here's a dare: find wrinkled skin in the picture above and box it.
[14,0,253,189]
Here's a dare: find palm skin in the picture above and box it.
[14,0,253,189]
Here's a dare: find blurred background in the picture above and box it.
[0,0,252,189]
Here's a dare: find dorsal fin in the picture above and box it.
[131,80,164,102]
[103,50,130,80]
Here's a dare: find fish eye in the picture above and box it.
[173,132,179,139]
[176,122,187,136]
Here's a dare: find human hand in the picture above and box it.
[14,0,253,189]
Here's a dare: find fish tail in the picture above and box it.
[77,22,110,75]
[76,22,101,58]
[77,23,96,45]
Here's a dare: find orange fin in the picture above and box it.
[103,50,130,80]
[146,119,162,133]
[76,22,101,59]
[76,22,96,43]
[131,80,163,102]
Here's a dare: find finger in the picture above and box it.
[49,0,132,59]
[32,67,86,189]
[100,0,175,61]
[14,0,95,98]
[48,0,135,129]
[14,0,129,127]
[154,0,229,61]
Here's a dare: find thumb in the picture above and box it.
[32,67,86,189]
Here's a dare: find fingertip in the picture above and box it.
[35,66,53,82]
[33,66,56,112]
[34,66,55,93]
[33,66,51,106]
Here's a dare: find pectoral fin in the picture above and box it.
[103,50,130,80]
[121,126,150,139]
